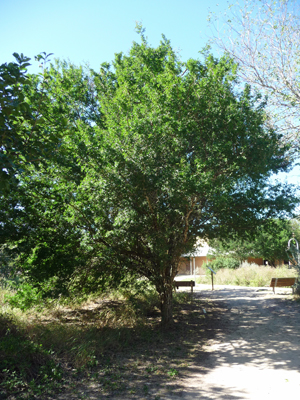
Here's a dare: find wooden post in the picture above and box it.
[207,266,216,291]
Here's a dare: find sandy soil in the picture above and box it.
[166,285,300,400]
[55,285,300,400]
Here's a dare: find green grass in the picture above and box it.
[197,263,298,287]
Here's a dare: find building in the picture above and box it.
[178,241,213,275]
[178,241,280,275]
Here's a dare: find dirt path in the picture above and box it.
[168,285,300,399]
[55,285,300,400]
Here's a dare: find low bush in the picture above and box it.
[209,256,240,271]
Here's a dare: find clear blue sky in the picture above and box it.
[1,0,299,187]
[0,0,230,71]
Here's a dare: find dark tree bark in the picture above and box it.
[159,282,174,329]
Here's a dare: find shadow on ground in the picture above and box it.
[54,295,231,400]
[170,287,300,400]
[13,287,298,400]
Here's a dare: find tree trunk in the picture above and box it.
[160,283,174,329]
[294,279,300,295]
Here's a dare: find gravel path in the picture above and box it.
[168,285,300,399]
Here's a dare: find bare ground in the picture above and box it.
[167,285,300,400]
[55,285,300,400]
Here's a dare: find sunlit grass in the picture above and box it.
[0,283,164,398]
[197,263,297,287]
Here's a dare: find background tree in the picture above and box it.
[253,219,300,266]
[210,219,300,267]
[209,0,300,153]
[0,52,68,194]
[0,58,102,292]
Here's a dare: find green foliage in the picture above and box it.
[1,32,298,328]
[4,277,63,311]
[0,52,64,194]
[5,281,43,311]
[0,245,16,284]
[210,219,300,266]
[167,368,179,378]
[0,313,62,398]
[209,256,240,271]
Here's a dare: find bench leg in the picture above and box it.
[274,278,278,294]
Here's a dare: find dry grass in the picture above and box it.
[198,263,297,287]
[1,286,217,399]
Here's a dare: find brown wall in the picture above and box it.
[178,255,286,275]
[178,256,211,275]
[178,258,190,275]
[246,257,284,266]
[247,257,264,265]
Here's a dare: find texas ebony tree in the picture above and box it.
[59,32,295,328]
[2,32,297,328]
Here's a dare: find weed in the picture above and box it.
[0,313,63,398]
[146,364,158,373]
[143,383,150,393]
[167,368,179,378]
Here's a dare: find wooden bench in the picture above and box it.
[173,280,195,293]
[270,277,297,294]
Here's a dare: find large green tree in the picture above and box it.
[1,32,297,328]
[58,34,296,327]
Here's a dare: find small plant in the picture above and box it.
[167,368,179,378]
[5,281,43,311]
[143,384,150,393]
[146,364,158,373]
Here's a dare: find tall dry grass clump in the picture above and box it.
[199,263,297,287]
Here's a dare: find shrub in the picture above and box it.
[5,281,43,311]
[209,256,240,271]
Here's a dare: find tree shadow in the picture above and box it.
[55,296,234,399]
[170,287,300,399]
[40,288,300,399]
